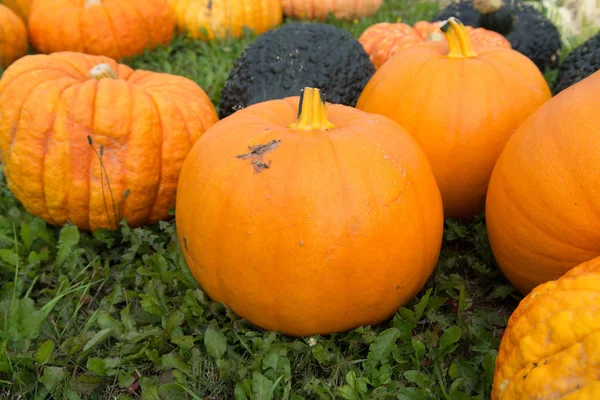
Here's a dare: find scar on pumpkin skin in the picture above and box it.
[236,140,282,173]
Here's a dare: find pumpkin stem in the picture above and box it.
[89,63,118,80]
[288,87,335,131]
[85,0,103,7]
[441,17,478,58]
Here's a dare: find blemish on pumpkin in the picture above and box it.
[236,139,281,173]
[207,0,212,10]
[531,362,538,369]
[396,285,400,290]
[183,237,189,251]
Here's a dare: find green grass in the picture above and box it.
[0,1,586,399]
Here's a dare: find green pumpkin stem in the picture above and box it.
[288,87,335,131]
[441,18,478,59]
[89,63,118,80]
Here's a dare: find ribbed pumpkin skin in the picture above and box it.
[176,95,444,336]
[281,0,382,20]
[3,0,31,22]
[0,5,28,69]
[356,30,551,219]
[486,70,600,293]
[0,52,218,232]
[359,21,511,68]
[492,256,600,399]
[28,0,174,60]
[169,0,282,40]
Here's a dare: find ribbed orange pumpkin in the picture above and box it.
[0,4,28,69]
[28,0,175,60]
[359,21,511,68]
[492,256,600,399]
[356,18,551,219]
[168,0,283,40]
[3,0,31,22]
[281,0,382,20]
[176,87,444,336]
[0,52,218,232]
[486,69,600,294]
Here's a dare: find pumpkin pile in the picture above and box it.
[3,0,600,396]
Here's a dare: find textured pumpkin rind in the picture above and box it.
[28,0,175,60]
[0,4,28,69]
[432,0,562,71]
[0,52,218,231]
[3,0,31,22]
[553,31,600,94]
[356,42,551,219]
[281,0,383,20]
[169,0,282,40]
[176,97,444,336]
[218,22,375,119]
[485,69,600,293]
[492,256,600,399]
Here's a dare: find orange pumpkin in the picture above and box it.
[0,4,28,69]
[176,87,444,336]
[356,18,551,219]
[28,0,175,60]
[492,256,600,399]
[0,52,218,232]
[486,69,600,294]
[168,0,283,41]
[3,0,31,22]
[359,21,511,68]
[281,0,382,20]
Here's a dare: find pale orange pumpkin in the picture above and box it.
[0,52,218,231]
[486,68,600,294]
[168,0,283,40]
[176,87,444,336]
[492,256,600,399]
[356,18,551,219]
[3,0,31,22]
[281,0,382,20]
[28,0,175,60]
[0,4,28,69]
[359,21,511,68]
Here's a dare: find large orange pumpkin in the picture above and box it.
[0,4,28,69]
[492,256,600,399]
[28,0,175,60]
[0,52,218,232]
[359,21,511,68]
[486,69,600,294]
[176,87,444,336]
[3,0,31,22]
[168,0,282,41]
[281,0,382,21]
[356,18,551,219]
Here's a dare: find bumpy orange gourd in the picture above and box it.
[0,4,28,69]
[3,0,31,22]
[0,52,218,232]
[281,0,382,20]
[176,87,444,336]
[28,0,174,60]
[356,18,551,219]
[168,0,282,40]
[492,256,600,399]
[360,21,511,68]
[486,69,600,294]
